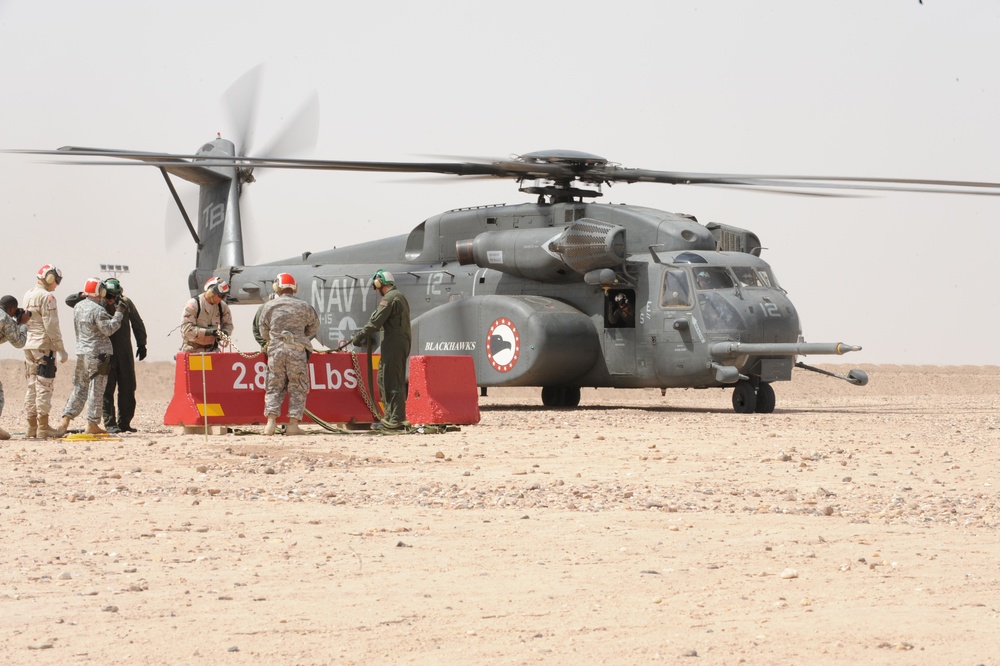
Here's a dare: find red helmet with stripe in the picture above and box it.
[83,277,106,298]
[273,273,298,293]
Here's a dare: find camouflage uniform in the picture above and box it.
[22,283,67,419]
[351,286,412,426]
[0,309,28,418]
[180,293,234,352]
[259,294,319,420]
[61,298,123,424]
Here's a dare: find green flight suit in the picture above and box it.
[352,286,411,426]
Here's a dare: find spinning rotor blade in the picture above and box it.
[255,92,320,159]
[224,64,264,157]
[8,147,1000,197]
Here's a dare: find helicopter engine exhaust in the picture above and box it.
[456,218,626,283]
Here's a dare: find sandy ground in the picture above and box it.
[0,359,997,665]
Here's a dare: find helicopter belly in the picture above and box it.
[413,295,600,388]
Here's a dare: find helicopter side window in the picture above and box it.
[661,269,691,308]
[694,268,734,291]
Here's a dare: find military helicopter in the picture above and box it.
[13,138,1000,412]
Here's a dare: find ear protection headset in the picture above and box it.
[371,269,394,291]
[272,273,298,293]
[38,264,63,286]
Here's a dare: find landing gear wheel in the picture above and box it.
[541,386,581,408]
[732,380,757,414]
[755,382,776,414]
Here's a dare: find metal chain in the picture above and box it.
[215,331,262,359]
[350,350,382,420]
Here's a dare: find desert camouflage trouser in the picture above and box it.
[264,348,310,420]
[62,354,108,424]
[24,349,56,418]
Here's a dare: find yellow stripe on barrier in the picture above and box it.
[189,355,214,371]
[197,403,225,417]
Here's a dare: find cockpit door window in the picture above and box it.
[660,268,692,308]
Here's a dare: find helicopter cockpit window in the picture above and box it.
[756,269,776,288]
[734,267,761,287]
[661,269,691,308]
[693,267,734,291]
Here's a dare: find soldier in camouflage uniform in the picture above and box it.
[342,269,412,430]
[258,273,319,436]
[23,264,68,438]
[0,295,30,440]
[58,278,125,436]
[180,277,234,353]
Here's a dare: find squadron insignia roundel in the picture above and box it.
[486,317,520,372]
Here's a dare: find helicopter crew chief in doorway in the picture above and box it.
[180,277,234,353]
[258,273,319,436]
[341,269,412,431]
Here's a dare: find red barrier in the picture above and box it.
[406,355,481,425]
[164,352,382,427]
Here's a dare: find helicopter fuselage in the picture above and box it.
[217,200,815,401]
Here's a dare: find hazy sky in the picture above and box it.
[1,0,998,365]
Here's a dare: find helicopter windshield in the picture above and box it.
[733,266,776,288]
[693,267,734,291]
[660,268,692,308]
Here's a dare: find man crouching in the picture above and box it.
[59,278,126,435]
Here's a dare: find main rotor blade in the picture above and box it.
[8,147,1000,196]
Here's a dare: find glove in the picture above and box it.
[205,326,218,338]
[58,350,68,364]
[136,346,147,361]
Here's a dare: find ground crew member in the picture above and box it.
[252,293,276,351]
[23,264,68,438]
[101,279,147,433]
[0,296,30,440]
[341,269,411,430]
[180,277,234,352]
[59,278,125,435]
[258,273,319,436]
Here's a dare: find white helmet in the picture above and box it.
[204,277,230,297]
[37,264,63,286]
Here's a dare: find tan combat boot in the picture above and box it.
[0,426,10,441]
[285,418,305,436]
[85,421,107,435]
[263,416,277,436]
[26,417,37,439]
[37,415,63,439]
